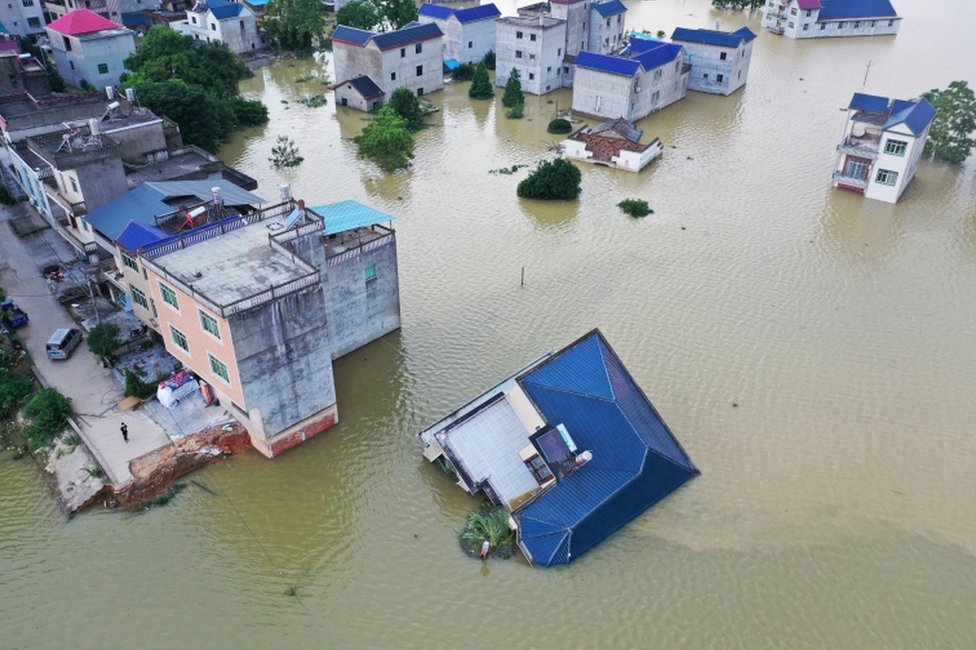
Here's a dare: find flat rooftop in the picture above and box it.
[125,147,218,188]
[152,214,317,308]
[499,15,564,29]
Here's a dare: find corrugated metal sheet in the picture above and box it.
[346,75,385,99]
[592,0,627,18]
[632,42,683,71]
[418,4,455,20]
[849,92,890,113]
[884,98,936,135]
[371,22,443,51]
[116,221,169,252]
[332,25,374,46]
[671,26,751,48]
[455,3,501,23]
[575,51,641,77]
[818,0,898,20]
[310,199,395,236]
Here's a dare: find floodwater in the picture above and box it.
[3,0,976,647]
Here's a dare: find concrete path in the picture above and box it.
[0,205,171,487]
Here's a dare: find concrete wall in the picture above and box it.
[550,0,588,57]
[495,21,566,95]
[573,51,688,121]
[48,31,136,89]
[864,124,926,204]
[457,19,497,64]
[106,120,169,161]
[378,40,444,97]
[0,2,46,36]
[74,154,128,214]
[333,40,383,89]
[176,10,261,53]
[588,8,626,54]
[333,82,378,111]
[681,40,752,95]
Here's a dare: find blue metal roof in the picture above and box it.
[455,3,501,23]
[86,180,263,242]
[627,34,665,53]
[418,4,455,20]
[849,92,889,113]
[592,0,627,18]
[513,331,698,567]
[632,42,683,71]
[121,11,152,28]
[199,0,243,19]
[371,22,443,51]
[310,199,394,236]
[332,25,374,46]
[116,221,169,252]
[731,26,757,41]
[671,26,752,48]
[818,0,898,20]
[344,75,384,99]
[575,51,641,77]
[884,98,936,135]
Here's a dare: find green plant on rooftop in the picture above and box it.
[922,81,976,164]
[617,198,653,218]
[517,158,582,201]
[270,135,305,168]
[468,61,494,100]
[459,504,515,559]
[354,106,414,172]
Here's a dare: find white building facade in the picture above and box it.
[762,0,901,39]
[671,26,755,95]
[588,0,627,54]
[494,15,566,95]
[417,3,500,65]
[832,92,936,204]
[176,0,262,54]
[46,9,136,89]
[0,0,46,36]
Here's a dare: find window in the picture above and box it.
[790,6,797,14]
[654,68,663,79]
[530,33,536,42]
[547,66,551,73]
[200,309,221,339]
[557,48,561,57]
[390,72,396,81]
[820,22,826,30]
[28,17,40,27]
[515,50,522,59]
[805,9,811,17]
[884,139,908,156]
[63,36,71,51]
[415,42,422,54]
[97,63,109,75]
[69,177,78,193]
[788,21,794,28]
[716,74,724,82]
[875,169,898,186]
[121,251,139,271]
[888,19,894,26]
[528,72,534,80]
[870,21,875,27]
[400,48,405,58]
[529,53,535,60]
[651,90,660,103]
[210,23,216,31]
[191,15,196,24]
[22,0,33,5]
[160,282,179,310]
[803,23,809,31]
[417,87,424,96]
[853,21,860,28]
[563,66,569,73]
[720,52,727,60]
[703,73,709,80]
[468,41,473,48]
[838,22,845,28]
[170,326,189,353]
[365,263,377,282]
[416,64,423,76]
[69,61,75,70]
[130,287,148,309]
[209,354,230,384]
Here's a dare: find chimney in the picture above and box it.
[105,86,115,100]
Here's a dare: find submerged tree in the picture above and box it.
[469,61,494,99]
[270,135,304,168]
[336,0,381,31]
[388,87,425,131]
[263,0,327,53]
[502,68,525,109]
[354,106,414,171]
[922,80,976,164]
[517,158,582,200]
[711,0,763,9]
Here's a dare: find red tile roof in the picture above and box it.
[47,9,121,36]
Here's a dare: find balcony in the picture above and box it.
[836,136,880,159]
[832,171,868,191]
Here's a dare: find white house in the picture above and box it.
[588,0,627,55]
[0,0,46,36]
[562,118,663,172]
[572,37,689,121]
[176,0,262,54]
[332,22,444,111]
[762,0,901,38]
[45,9,136,89]
[832,92,936,204]
[417,3,500,65]
[670,26,755,95]
[494,14,567,95]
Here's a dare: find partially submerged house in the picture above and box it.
[417,3,500,66]
[562,117,662,172]
[762,0,901,39]
[671,26,756,95]
[832,92,936,204]
[175,0,262,53]
[419,330,698,567]
[332,21,444,111]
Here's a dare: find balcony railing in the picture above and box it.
[836,139,880,159]
[832,171,868,190]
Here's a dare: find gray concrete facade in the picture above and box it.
[588,5,627,54]
[549,0,589,58]
[678,39,753,96]
[572,50,690,121]
[495,16,566,95]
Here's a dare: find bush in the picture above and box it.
[547,118,572,134]
[468,61,494,100]
[506,103,524,119]
[618,198,654,217]
[459,504,514,558]
[483,50,496,71]
[452,63,475,81]
[22,388,73,448]
[354,106,414,171]
[228,96,269,128]
[517,158,582,201]
[388,87,425,131]
[502,68,524,109]
[0,368,34,418]
[125,368,159,399]
[0,184,16,205]
[87,323,121,366]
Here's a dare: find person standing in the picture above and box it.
[120,422,128,443]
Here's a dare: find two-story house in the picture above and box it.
[46,9,136,89]
[832,92,936,204]
[417,3,500,66]
[670,26,755,95]
[175,0,261,53]
[494,14,567,95]
[332,22,444,111]
[588,0,627,54]
[762,0,901,39]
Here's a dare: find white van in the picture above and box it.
[46,328,82,360]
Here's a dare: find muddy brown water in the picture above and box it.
[3,1,976,647]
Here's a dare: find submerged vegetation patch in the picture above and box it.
[459,504,515,560]
[617,198,654,218]
[489,164,528,175]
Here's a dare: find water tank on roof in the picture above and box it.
[125,87,136,103]
[88,118,100,137]
[105,86,115,100]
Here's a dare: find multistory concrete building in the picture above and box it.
[762,0,901,39]
[671,26,755,95]
[417,3,501,65]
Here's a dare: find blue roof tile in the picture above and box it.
[116,221,170,252]
[455,3,501,23]
[371,21,443,50]
[632,42,683,70]
[849,92,889,113]
[884,97,936,136]
[418,4,455,20]
[202,0,243,19]
[332,25,374,46]
[671,26,753,48]
[818,0,899,20]
[575,50,641,77]
[342,75,385,99]
[731,26,757,41]
[592,0,627,18]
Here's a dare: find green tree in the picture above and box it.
[711,0,763,9]
[22,388,73,448]
[375,0,418,29]
[354,106,414,171]
[388,87,425,131]
[483,50,496,71]
[517,158,582,200]
[131,81,228,152]
[502,68,525,109]
[336,0,381,30]
[922,81,976,164]
[263,0,327,53]
[269,135,304,168]
[0,369,33,419]
[87,322,121,366]
[469,61,494,99]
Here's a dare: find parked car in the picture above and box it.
[46,328,82,360]
[1,298,29,328]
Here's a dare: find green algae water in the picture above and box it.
[3,1,976,646]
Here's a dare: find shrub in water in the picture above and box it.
[547,118,572,134]
[617,198,653,217]
[517,158,582,201]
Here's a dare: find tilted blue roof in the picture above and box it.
[818,0,898,20]
[310,199,394,236]
[116,221,169,252]
[632,42,683,71]
[575,50,640,77]
[332,25,374,46]
[512,331,698,567]
[455,3,501,23]
[849,92,889,113]
[371,21,443,50]
[201,0,244,19]
[627,34,665,53]
[592,0,627,18]
[671,26,753,48]
[884,97,936,135]
[732,26,757,41]
[418,4,455,20]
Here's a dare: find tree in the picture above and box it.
[270,135,304,168]
[375,0,418,30]
[17,36,65,92]
[502,68,525,109]
[337,0,381,30]
[354,106,414,171]
[87,322,121,366]
[483,50,496,71]
[0,368,33,419]
[388,87,425,131]
[547,118,573,134]
[22,388,73,448]
[517,158,582,200]
[131,81,227,152]
[922,81,976,164]
[469,61,494,99]
[263,0,327,53]
[711,0,763,9]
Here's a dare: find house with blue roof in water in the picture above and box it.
[571,35,690,121]
[332,21,444,111]
[417,3,500,66]
[671,26,756,95]
[175,0,261,54]
[419,330,699,567]
[762,0,901,39]
[833,92,936,203]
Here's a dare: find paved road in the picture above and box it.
[0,206,170,486]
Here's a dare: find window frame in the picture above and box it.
[199,309,221,340]
[159,282,179,310]
[131,286,149,309]
[874,168,899,186]
[209,353,231,385]
[883,139,908,156]
[170,325,189,353]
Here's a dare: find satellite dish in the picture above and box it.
[852,124,866,137]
